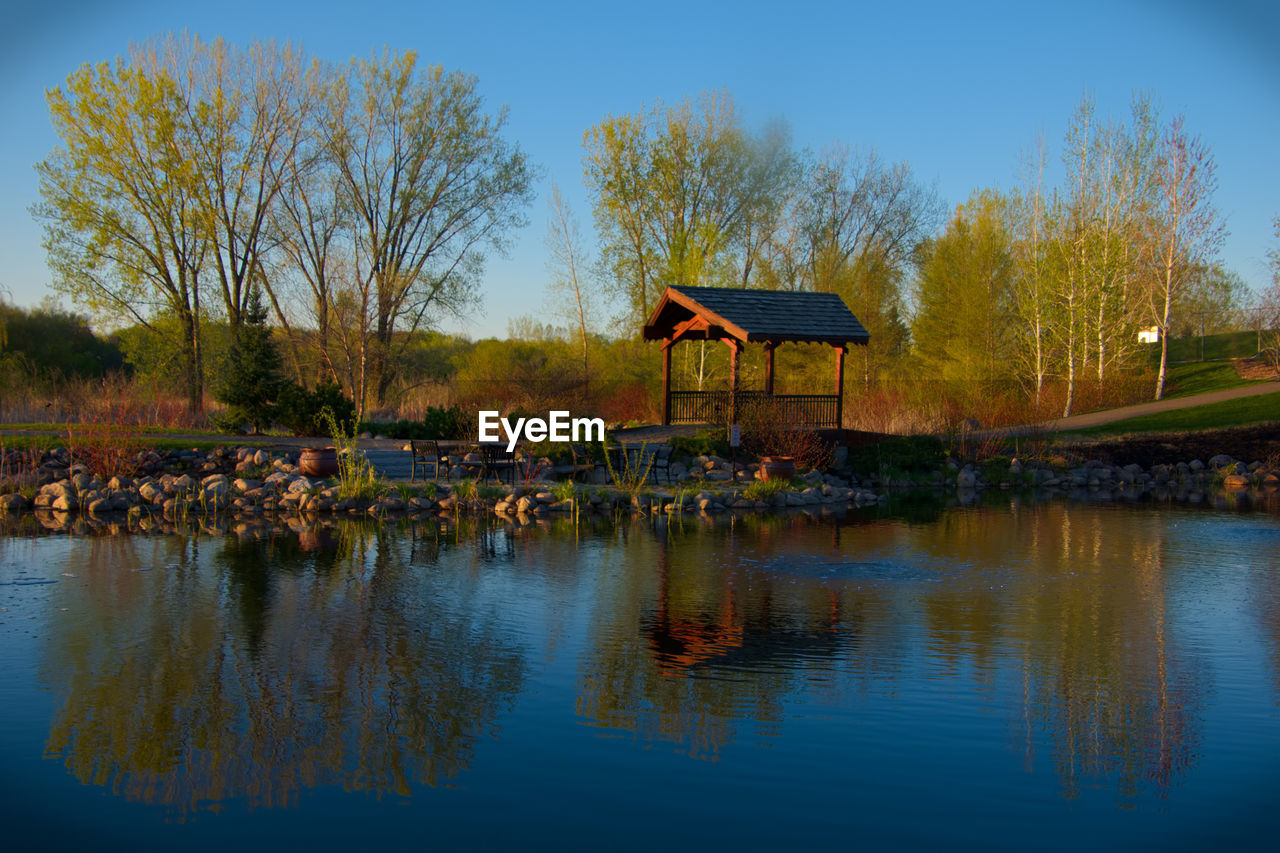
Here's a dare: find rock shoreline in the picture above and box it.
[1,443,1277,526]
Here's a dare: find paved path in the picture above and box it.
[1025,381,1280,433]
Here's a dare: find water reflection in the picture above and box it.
[10,501,1277,820]
[38,520,526,814]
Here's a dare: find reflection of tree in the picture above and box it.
[1252,539,1280,702]
[41,520,525,815]
[915,504,1204,800]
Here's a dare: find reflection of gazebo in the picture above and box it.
[642,285,869,428]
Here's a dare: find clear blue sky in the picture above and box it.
[2,0,1276,339]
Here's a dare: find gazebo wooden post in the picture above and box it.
[763,342,775,396]
[661,341,673,426]
[833,344,846,430]
[725,339,741,425]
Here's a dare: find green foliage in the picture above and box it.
[668,429,731,460]
[603,441,655,500]
[216,287,284,433]
[277,380,357,437]
[360,406,471,440]
[845,435,947,477]
[321,408,384,502]
[551,480,578,503]
[452,479,478,502]
[912,191,1015,383]
[0,299,124,384]
[741,478,789,502]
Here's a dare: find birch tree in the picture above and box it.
[1145,115,1225,400]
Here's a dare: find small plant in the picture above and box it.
[670,483,698,511]
[741,478,790,502]
[321,407,385,502]
[452,478,478,502]
[551,480,578,503]
[604,441,655,502]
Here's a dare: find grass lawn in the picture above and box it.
[1152,330,1263,363]
[1162,361,1263,398]
[1061,391,1280,438]
[0,422,199,435]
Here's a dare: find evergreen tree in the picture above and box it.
[217,286,284,433]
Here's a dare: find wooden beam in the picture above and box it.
[660,340,677,417]
[833,345,846,430]
[763,342,775,396]
[725,339,740,425]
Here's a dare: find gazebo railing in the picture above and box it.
[668,391,840,429]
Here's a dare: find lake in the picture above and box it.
[2,497,1278,850]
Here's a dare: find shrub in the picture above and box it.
[277,380,357,437]
[64,421,146,480]
[738,398,832,471]
[215,286,284,434]
[845,434,946,477]
[668,429,731,460]
[363,406,472,440]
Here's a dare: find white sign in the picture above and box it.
[729,424,741,447]
[477,410,605,452]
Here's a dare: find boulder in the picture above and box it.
[0,493,29,513]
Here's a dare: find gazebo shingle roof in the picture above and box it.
[642,285,869,345]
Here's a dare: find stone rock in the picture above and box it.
[516,496,536,513]
[1208,454,1235,470]
[957,468,977,489]
[0,493,29,513]
[51,494,76,512]
[1222,474,1250,490]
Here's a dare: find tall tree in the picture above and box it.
[325,50,534,411]
[35,52,210,410]
[792,145,942,385]
[544,183,595,383]
[1145,115,1225,400]
[912,191,1015,384]
[1009,137,1053,404]
[584,91,783,327]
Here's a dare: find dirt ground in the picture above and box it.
[1234,356,1280,381]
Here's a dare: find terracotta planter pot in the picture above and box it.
[299,447,340,478]
[760,455,796,481]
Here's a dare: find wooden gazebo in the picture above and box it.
[642,285,870,429]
